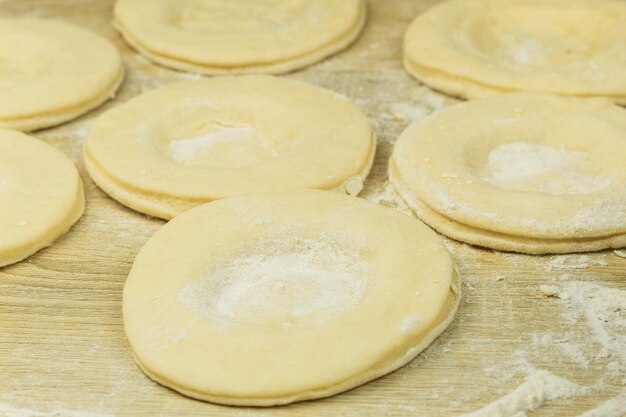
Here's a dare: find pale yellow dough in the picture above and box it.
[0,18,124,131]
[85,76,376,219]
[389,93,626,254]
[404,0,626,103]
[0,129,85,267]
[123,189,459,406]
[114,0,366,74]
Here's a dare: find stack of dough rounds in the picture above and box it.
[123,189,459,406]
[390,93,626,254]
[0,18,124,131]
[0,129,84,267]
[114,0,366,74]
[85,75,375,219]
[404,0,626,103]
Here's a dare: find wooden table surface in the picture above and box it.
[1,1,625,416]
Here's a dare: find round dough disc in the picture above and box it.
[84,75,376,219]
[114,0,366,74]
[0,18,124,131]
[0,129,85,267]
[390,93,626,254]
[404,0,626,103]
[123,189,459,406]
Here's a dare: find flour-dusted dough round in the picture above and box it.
[85,76,375,219]
[0,19,124,131]
[123,189,459,406]
[390,93,626,254]
[0,129,85,267]
[114,0,366,74]
[404,0,626,103]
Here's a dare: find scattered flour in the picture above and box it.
[575,390,626,417]
[454,280,625,417]
[355,82,456,143]
[366,183,415,217]
[123,53,204,95]
[539,281,626,376]
[530,280,626,416]
[35,118,95,163]
[37,118,93,143]
[457,368,584,417]
[545,254,608,272]
[386,101,430,123]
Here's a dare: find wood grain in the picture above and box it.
[1,1,624,416]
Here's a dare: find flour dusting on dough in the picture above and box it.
[166,124,281,168]
[169,125,254,162]
[399,315,422,334]
[180,239,369,326]
[484,142,612,195]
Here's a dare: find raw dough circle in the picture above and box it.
[84,76,375,219]
[123,189,459,406]
[389,93,626,254]
[114,0,366,74]
[0,18,124,131]
[0,129,85,267]
[404,0,626,103]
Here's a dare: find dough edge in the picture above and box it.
[127,270,460,406]
[0,66,125,132]
[112,2,366,75]
[404,58,626,105]
[0,179,85,268]
[83,130,377,220]
[389,166,626,254]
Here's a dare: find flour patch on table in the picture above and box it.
[457,367,585,417]
[544,254,608,272]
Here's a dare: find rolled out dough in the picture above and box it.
[114,0,366,74]
[404,0,626,103]
[390,93,626,254]
[123,189,459,405]
[0,129,84,267]
[0,18,124,131]
[85,76,375,219]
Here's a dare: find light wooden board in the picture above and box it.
[1,1,625,416]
